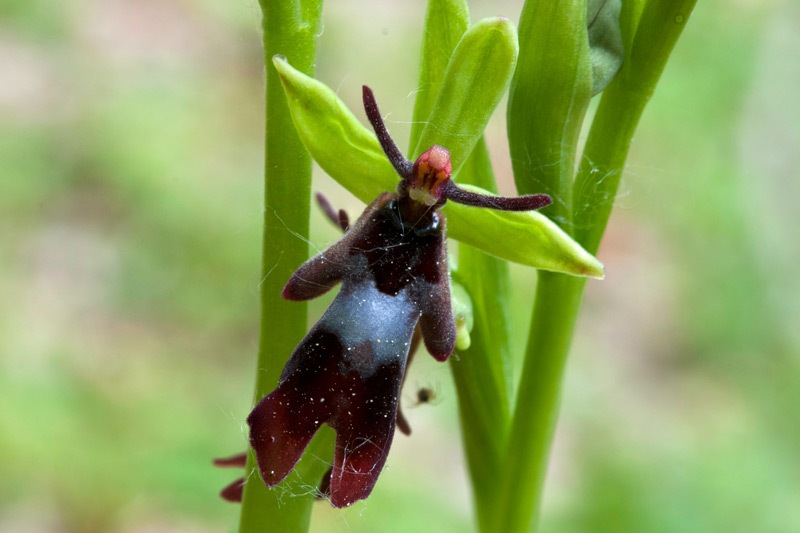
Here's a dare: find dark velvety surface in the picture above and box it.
[248,193,456,507]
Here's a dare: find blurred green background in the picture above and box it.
[1,0,798,531]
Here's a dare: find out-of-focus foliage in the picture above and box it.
[1,1,798,532]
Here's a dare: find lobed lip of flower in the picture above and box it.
[247,329,411,508]
[246,180,453,507]
[247,183,455,506]
[246,188,454,507]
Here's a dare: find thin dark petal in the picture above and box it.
[220,478,245,503]
[213,452,247,468]
[395,407,411,436]
[444,181,552,211]
[337,209,350,232]
[328,355,402,508]
[315,192,350,232]
[316,192,341,228]
[362,85,413,178]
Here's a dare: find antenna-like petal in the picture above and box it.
[444,182,552,212]
[362,85,412,178]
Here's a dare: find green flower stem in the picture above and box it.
[497,1,697,531]
[497,0,590,526]
[238,1,324,533]
[575,0,699,252]
[493,272,586,533]
[450,139,514,532]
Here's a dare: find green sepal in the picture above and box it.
[587,0,624,95]
[273,55,397,202]
[444,186,604,278]
[273,56,603,279]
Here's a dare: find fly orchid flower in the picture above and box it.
[245,86,551,508]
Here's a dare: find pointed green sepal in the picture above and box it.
[409,0,470,152]
[444,185,604,279]
[273,55,397,204]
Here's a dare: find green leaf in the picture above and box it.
[274,56,603,279]
[412,17,518,168]
[587,0,624,95]
[409,0,470,152]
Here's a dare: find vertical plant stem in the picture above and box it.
[238,1,323,532]
[499,1,589,528]
[494,272,586,533]
[451,139,513,533]
[575,0,698,253]
[498,1,697,532]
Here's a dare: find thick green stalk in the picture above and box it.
[238,1,324,532]
[451,139,513,532]
[498,1,697,532]
[499,1,591,529]
[498,272,586,532]
[575,0,698,253]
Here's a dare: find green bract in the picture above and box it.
[412,18,518,167]
[508,0,593,226]
[273,44,603,279]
